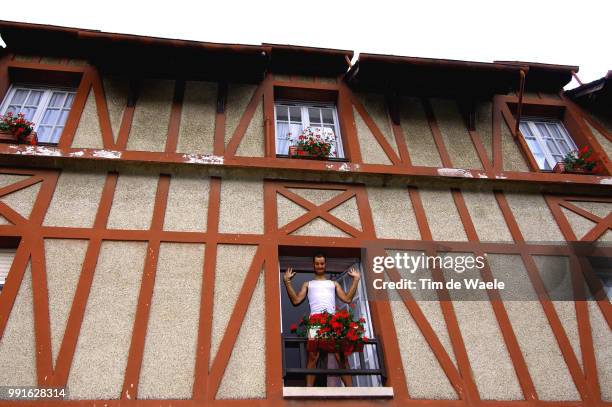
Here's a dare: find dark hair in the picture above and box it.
[313,252,326,262]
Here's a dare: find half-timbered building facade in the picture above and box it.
[0,21,610,407]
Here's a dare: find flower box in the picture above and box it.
[0,129,17,144]
[0,112,38,145]
[553,162,594,175]
[288,145,313,157]
[306,339,364,354]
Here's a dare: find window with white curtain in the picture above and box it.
[0,85,77,144]
[518,118,577,171]
[274,101,345,158]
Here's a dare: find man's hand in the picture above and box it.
[347,267,360,280]
[284,267,296,283]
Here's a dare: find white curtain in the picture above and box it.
[276,122,303,155]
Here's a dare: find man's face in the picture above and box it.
[313,256,326,275]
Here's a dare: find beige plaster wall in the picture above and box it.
[72,88,103,149]
[0,178,41,219]
[218,178,263,234]
[448,258,523,400]
[163,173,209,232]
[126,79,174,152]
[420,188,468,241]
[353,105,392,165]
[588,299,612,401]
[502,121,530,172]
[0,263,37,390]
[216,271,265,399]
[367,186,420,240]
[504,192,564,242]
[356,93,399,157]
[399,96,442,167]
[488,254,579,400]
[225,84,257,147]
[561,207,596,239]
[389,280,458,399]
[462,188,513,242]
[67,241,146,399]
[235,96,265,157]
[277,192,308,228]
[291,217,350,237]
[138,243,204,399]
[475,101,493,163]
[44,239,89,364]
[533,255,582,367]
[102,75,129,142]
[44,170,107,228]
[107,169,158,230]
[177,81,217,155]
[210,244,258,365]
[328,196,361,230]
[430,98,482,169]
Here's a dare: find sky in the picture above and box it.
[2,0,609,89]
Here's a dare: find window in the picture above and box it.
[588,256,612,301]
[279,255,385,390]
[0,248,16,293]
[519,118,577,171]
[1,85,77,144]
[275,102,345,159]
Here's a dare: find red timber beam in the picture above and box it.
[120,174,171,400]
[495,191,597,404]
[51,172,118,387]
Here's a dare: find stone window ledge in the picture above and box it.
[283,386,394,398]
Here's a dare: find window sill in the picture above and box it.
[276,154,349,163]
[283,386,394,399]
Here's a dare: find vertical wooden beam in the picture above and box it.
[569,254,600,401]
[263,74,276,158]
[492,96,504,173]
[453,188,539,401]
[164,80,185,153]
[207,249,264,398]
[58,67,94,149]
[30,237,53,385]
[51,172,117,386]
[337,81,362,163]
[121,174,170,400]
[114,79,139,150]
[192,176,221,400]
[90,71,116,149]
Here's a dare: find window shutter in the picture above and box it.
[0,248,16,286]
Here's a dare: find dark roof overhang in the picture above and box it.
[264,43,352,77]
[494,61,578,93]
[565,71,612,114]
[0,20,271,83]
[346,54,578,98]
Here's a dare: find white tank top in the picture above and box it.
[307,280,336,315]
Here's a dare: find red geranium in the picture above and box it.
[291,307,368,355]
[0,112,37,145]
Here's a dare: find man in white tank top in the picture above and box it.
[283,253,361,387]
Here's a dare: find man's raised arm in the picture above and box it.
[283,267,308,305]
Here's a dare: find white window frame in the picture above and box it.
[0,84,77,144]
[519,117,577,171]
[274,101,345,159]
